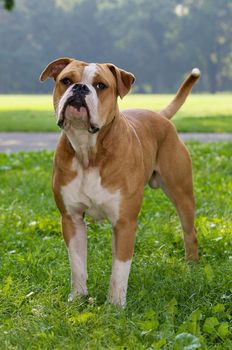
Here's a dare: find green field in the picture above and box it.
[0,143,232,349]
[0,94,232,132]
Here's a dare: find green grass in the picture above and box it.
[0,94,232,132]
[0,143,232,349]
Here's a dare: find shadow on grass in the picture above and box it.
[174,115,232,133]
[0,110,57,132]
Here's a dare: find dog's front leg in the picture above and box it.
[109,219,137,307]
[61,214,88,301]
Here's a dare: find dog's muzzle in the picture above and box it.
[57,84,99,133]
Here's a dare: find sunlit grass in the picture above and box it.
[0,143,231,349]
[0,95,52,111]
[0,93,232,132]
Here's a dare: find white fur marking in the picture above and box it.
[61,166,121,225]
[109,259,132,307]
[68,229,88,301]
[66,129,93,167]
[57,84,74,119]
[81,64,100,128]
[191,68,201,77]
[82,63,97,84]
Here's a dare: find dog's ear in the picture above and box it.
[107,64,135,99]
[39,57,73,82]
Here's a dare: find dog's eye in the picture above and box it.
[95,82,107,90]
[61,77,72,86]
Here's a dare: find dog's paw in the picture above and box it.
[68,291,77,302]
[68,289,88,302]
[108,289,127,308]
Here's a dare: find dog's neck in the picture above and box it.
[65,128,97,168]
[64,114,118,169]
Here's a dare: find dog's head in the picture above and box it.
[40,58,135,134]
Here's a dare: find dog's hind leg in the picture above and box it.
[165,185,198,262]
[155,138,198,261]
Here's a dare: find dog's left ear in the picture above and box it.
[108,64,135,99]
[39,57,73,82]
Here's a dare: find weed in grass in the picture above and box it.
[0,143,231,349]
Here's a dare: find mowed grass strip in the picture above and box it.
[0,94,232,132]
[0,143,232,349]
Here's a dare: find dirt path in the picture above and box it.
[0,132,232,153]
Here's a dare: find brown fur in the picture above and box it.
[40,58,200,304]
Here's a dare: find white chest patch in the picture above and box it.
[61,162,121,225]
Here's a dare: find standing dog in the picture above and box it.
[40,58,200,306]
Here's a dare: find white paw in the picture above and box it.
[109,259,131,307]
[108,288,126,308]
[68,289,88,302]
[68,290,77,302]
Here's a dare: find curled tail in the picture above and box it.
[160,68,201,120]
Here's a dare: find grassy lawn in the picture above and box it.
[0,143,231,349]
[0,94,232,132]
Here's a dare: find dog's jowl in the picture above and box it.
[40,58,200,306]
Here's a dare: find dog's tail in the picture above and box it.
[159,68,201,120]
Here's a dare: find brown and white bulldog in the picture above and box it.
[40,58,200,307]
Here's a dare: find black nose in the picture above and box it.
[72,83,90,95]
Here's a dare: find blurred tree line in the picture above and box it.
[0,0,231,93]
[1,0,14,10]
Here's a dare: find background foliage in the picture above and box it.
[0,0,14,10]
[0,0,232,93]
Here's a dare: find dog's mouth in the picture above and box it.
[57,94,99,134]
